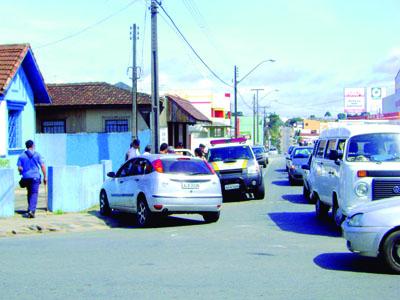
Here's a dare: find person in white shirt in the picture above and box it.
[125,139,140,161]
[143,145,151,155]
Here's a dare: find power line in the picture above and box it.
[155,1,232,87]
[140,0,149,72]
[37,0,139,49]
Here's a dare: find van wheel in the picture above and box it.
[136,196,152,228]
[381,230,400,273]
[332,201,344,228]
[315,196,329,220]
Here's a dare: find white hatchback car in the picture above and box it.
[342,197,400,273]
[100,155,222,227]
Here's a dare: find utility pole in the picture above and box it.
[130,24,138,139]
[252,94,256,145]
[150,0,159,153]
[234,65,238,138]
[263,106,267,146]
[251,88,264,144]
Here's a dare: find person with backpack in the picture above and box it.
[17,140,47,218]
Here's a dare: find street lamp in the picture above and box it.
[233,59,275,138]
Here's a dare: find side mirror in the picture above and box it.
[302,164,310,170]
[107,171,116,178]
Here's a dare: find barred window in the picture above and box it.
[8,110,21,148]
[42,120,66,133]
[105,119,129,132]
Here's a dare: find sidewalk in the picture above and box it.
[0,187,112,238]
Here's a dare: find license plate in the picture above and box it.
[182,183,200,189]
[225,183,240,190]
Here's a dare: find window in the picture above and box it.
[316,140,327,158]
[8,110,21,149]
[213,127,224,138]
[324,139,337,159]
[42,120,66,133]
[105,119,128,132]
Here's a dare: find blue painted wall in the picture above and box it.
[0,168,15,217]
[35,129,152,172]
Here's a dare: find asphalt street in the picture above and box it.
[0,157,399,300]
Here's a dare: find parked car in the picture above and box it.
[207,138,265,200]
[99,155,222,227]
[342,197,400,273]
[305,122,400,228]
[285,145,295,171]
[252,145,268,168]
[287,146,313,185]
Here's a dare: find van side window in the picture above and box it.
[313,141,320,157]
[325,139,337,159]
[316,140,327,158]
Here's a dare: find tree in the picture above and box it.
[324,111,331,117]
[309,114,316,120]
[266,113,283,152]
[337,113,346,120]
[285,117,303,127]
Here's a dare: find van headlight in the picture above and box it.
[354,182,369,197]
[247,164,259,175]
[348,213,364,227]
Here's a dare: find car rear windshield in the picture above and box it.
[161,159,212,175]
[293,148,313,159]
[208,146,253,162]
[252,147,264,155]
[346,133,400,162]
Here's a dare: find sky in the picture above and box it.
[1,0,400,118]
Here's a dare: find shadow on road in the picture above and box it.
[274,168,287,173]
[271,180,290,187]
[281,194,309,205]
[88,210,205,229]
[268,211,341,237]
[313,252,395,274]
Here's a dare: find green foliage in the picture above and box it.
[324,111,332,117]
[54,209,64,215]
[337,113,347,120]
[0,158,10,168]
[285,117,303,127]
[266,113,283,152]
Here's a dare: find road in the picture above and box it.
[1,157,399,299]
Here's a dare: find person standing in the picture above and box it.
[125,139,140,161]
[199,143,206,156]
[17,140,47,218]
[143,145,152,155]
[159,143,168,154]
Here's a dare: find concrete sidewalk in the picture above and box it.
[0,187,111,238]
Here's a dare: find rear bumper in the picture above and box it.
[150,195,222,213]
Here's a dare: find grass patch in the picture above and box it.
[54,209,64,215]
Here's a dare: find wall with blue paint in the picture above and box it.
[48,161,109,212]
[0,168,15,217]
[35,129,152,172]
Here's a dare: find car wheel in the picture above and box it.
[382,230,400,273]
[202,212,220,223]
[99,190,111,216]
[332,200,344,228]
[288,174,294,186]
[303,184,310,201]
[254,181,265,200]
[315,196,329,220]
[136,196,152,228]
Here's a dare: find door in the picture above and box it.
[311,139,327,200]
[118,158,142,209]
[322,139,338,203]
[110,159,138,208]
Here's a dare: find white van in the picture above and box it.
[306,122,400,227]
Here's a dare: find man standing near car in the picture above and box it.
[17,140,47,218]
[125,139,140,161]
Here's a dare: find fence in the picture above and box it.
[0,168,15,217]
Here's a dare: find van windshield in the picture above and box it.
[346,133,400,162]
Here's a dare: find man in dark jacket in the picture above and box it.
[17,140,47,218]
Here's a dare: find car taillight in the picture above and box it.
[205,162,216,174]
[152,159,164,173]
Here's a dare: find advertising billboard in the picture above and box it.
[366,87,386,115]
[344,88,366,113]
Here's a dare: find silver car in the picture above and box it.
[342,197,400,273]
[100,155,222,227]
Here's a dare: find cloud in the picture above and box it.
[372,48,400,78]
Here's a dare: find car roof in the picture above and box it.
[209,143,250,149]
[137,154,202,162]
[319,123,400,139]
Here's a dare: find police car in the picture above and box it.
[206,137,265,200]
